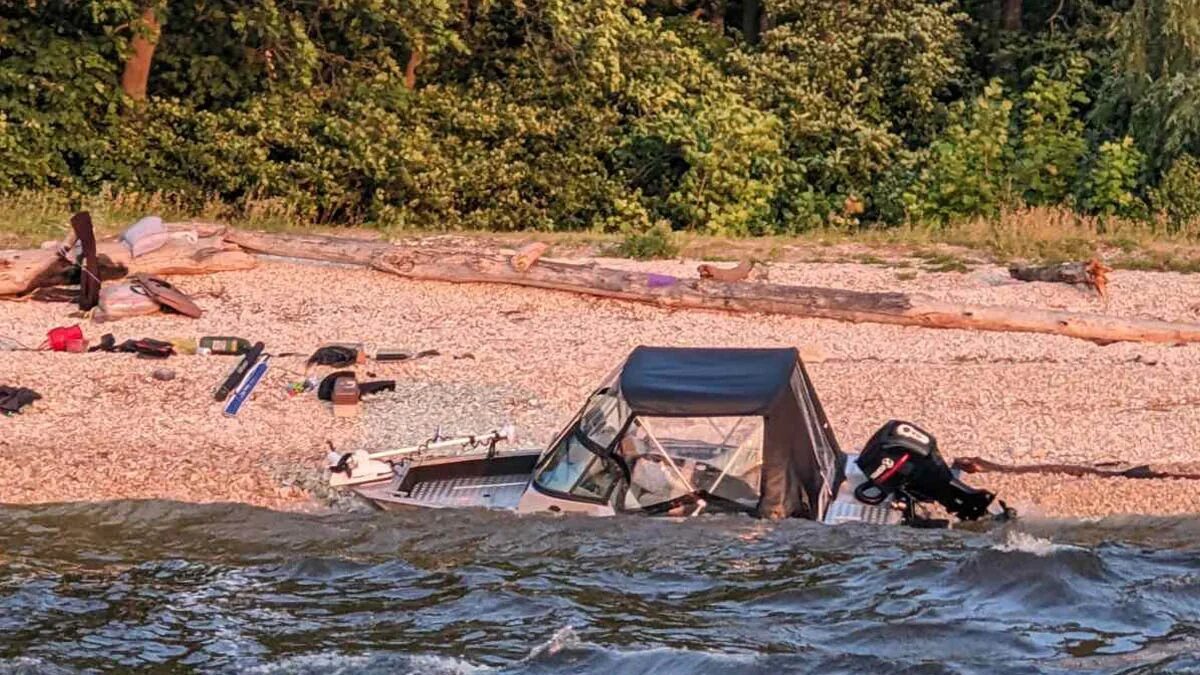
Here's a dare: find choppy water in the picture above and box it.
[3,502,1200,674]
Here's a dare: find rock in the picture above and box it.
[800,344,828,363]
[970,269,1018,287]
[152,368,176,381]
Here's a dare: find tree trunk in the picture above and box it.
[224,230,1200,345]
[121,6,161,101]
[758,4,775,36]
[742,0,762,44]
[404,49,423,90]
[698,259,754,282]
[461,0,475,32]
[1001,0,1022,31]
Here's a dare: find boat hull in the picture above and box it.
[348,449,902,525]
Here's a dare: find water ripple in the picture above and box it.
[2,501,1200,673]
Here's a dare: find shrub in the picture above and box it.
[616,221,679,259]
[1012,58,1089,206]
[1079,136,1146,219]
[1152,155,1200,233]
[906,80,1014,224]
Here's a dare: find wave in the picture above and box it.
[991,530,1082,556]
[5,501,1200,674]
[237,652,484,675]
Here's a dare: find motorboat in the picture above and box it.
[328,346,1005,527]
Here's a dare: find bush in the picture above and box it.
[616,221,679,259]
[0,0,1198,240]
[732,0,968,227]
[906,80,1014,224]
[1152,155,1200,232]
[1079,136,1146,219]
[1011,58,1089,206]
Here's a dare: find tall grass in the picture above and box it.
[0,189,326,248]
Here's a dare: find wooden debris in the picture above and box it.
[227,230,1200,345]
[953,456,1200,480]
[1009,261,1090,284]
[698,259,754,282]
[0,235,256,297]
[1087,258,1113,299]
[1008,257,1113,298]
[510,242,550,273]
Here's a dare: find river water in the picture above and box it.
[3,501,1200,674]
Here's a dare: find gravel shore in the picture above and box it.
[3,245,1200,519]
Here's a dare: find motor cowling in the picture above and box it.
[856,420,996,522]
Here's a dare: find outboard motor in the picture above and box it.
[855,420,999,525]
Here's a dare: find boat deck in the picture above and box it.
[352,451,541,511]
[405,473,530,509]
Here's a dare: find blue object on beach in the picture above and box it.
[646,273,677,288]
[224,357,270,418]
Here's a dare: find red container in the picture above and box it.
[46,325,84,352]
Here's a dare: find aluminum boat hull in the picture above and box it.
[350,450,902,525]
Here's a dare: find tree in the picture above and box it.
[1001,0,1022,30]
[121,5,162,100]
[1107,0,1200,173]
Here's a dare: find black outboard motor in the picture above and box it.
[856,420,997,525]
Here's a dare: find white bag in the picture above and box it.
[119,216,168,258]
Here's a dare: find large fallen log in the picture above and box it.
[227,230,1200,345]
[0,235,256,296]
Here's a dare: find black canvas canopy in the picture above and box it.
[620,347,799,417]
[616,346,847,519]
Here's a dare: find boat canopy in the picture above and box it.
[531,346,846,519]
[620,347,800,417]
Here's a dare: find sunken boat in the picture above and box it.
[328,347,1005,527]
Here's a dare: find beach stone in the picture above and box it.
[800,344,828,363]
[152,368,176,382]
[969,269,1019,287]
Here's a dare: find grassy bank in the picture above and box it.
[5,190,1200,274]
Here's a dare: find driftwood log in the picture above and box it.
[1009,258,1113,298]
[698,259,754,282]
[953,456,1200,481]
[511,242,550,273]
[0,234,256,297]
[226,230,1200,345]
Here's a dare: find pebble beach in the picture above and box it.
[3,244,1200,519]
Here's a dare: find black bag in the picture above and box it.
[89,334,174,359]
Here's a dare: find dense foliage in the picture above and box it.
[1,0,1198,235]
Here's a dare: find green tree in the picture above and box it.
[1105,0,1200,173]
[732,0,968,227]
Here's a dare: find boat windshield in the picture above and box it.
[616,416,764,511]
[531,389,627,501]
